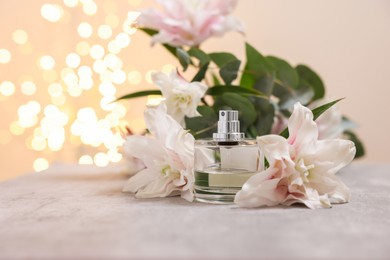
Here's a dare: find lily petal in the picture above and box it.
[306,139,356,175]
[308,173,351,204]
[151,71,207,127]
[135,175,179,198]
[257,135,292,166]
[137,0,244,46]
[287,103,318,155]
[123,168,158,193]
[124,135,165,167]
[234,167,283,207]
[283,189,332,209]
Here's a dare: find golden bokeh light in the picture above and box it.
[0,81,16,96]
[77,65,93,78]
[33,158,49,172]
[94,152,109,167]
[66,53,81,68]
[31,136,47,151]
[111,104,127,118]
[79,77,94,90]
[93,59,107,73]
[21,81,37,96]
[62,70,78,86]
[39,55,56,70]
[0,49,12,64]
[1,0,150,173]
[79,155,93,164]
[17,101,41,128]
[111,70,127,84]
[97,25,112,40]
[40,4,64,23]
[99,81,116,96]
[77,22,93,38]
[48,83,63,97]
[12,30,29,45]
[107,40,121,54]
[100,96,116,111]
[67,85,83,97]
[162,64,176,74]
[115,33,131,48]
[10,121,25,136]
[82,0,98,16]
[63,0,78,8]
[89,44,105,60]
[145,70,156,84]
[51,94,67,106]
[104,54,123,70]
[127,11,140,23]
[76,41,90,56]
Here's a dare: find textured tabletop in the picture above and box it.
[0,163,389,259]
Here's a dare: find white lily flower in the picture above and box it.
[138,0,244,47]
[310,99,356,139]
[271,99,356,139]
[152,70,207,126]
[235,103,356,209]
[122,105,195,201]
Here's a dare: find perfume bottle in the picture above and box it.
[194,110,263,204]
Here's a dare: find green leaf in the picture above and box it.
[206,85,268,99]
[247,125,258,138]
[139,28,177,57]
[188,48,210,67]
[208,52,241,85]
[279,98,344,138]
[192,61,210,82]
[185,106,218,139]
[240,42,273,88]
[273,81,314,110]
[253,100,275,136]
[219,59,241,85]
[115,90,162,101]
[312,98,344,121]
[266,56,299,88]
[209,52,238,67]
[212,73,221,85]
[253,75,275,97]
[220,93,257,131]
[344,131,365,159]
[296,65,325,101]
[176,48,191,71]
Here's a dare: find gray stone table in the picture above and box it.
[0,163,389,259]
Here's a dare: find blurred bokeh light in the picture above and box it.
[0,0,174,181]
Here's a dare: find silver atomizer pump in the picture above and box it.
[213,110,244,142]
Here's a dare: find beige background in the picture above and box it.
[0,0,389,181]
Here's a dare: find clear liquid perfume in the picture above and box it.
[194,110,263,204]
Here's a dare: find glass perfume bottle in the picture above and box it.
[194,110,263,204]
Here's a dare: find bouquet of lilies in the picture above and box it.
[118,0,364,209]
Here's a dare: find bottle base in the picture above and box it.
[194,195,235,204]
[194,188,237,204]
